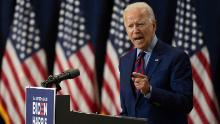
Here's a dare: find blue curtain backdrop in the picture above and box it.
[1,0,220,123]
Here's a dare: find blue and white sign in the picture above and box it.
[26,87,56,124]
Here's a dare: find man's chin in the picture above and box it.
[135,46,145,50]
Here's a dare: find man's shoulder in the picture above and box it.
[156,40,190,64]
[157,40,187,55]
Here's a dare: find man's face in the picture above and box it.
[124,9,156,50]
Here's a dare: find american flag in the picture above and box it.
[101,0,132,115]
[54,0,99,113]
[0,0,48,124]
[172,0,220,123]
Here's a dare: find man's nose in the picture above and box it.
[132,25,139,32]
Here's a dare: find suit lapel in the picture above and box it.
[145,41,163,79]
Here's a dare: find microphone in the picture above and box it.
[41,69,80,88]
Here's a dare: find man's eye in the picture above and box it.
[138,23,144,26]
[128,25,133,28]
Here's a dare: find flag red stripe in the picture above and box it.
[1,72,24,124]
[32,52,47,80]
[103,79,120,114]
[5,51,25,101]
[67,58,96,112]
[55,57,79,111]
[196,51,212,78]
[192,66,220,122]
[106,54,120,91]
[193,96,209,124]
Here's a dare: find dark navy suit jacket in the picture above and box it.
[119,40,193,124]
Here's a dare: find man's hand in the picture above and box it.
[132,72,150,95]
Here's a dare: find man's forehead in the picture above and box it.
[125,11,147,21]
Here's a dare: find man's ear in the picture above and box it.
[153,20,157,31]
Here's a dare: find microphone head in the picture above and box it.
[64,68,80,77]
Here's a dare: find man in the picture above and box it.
[119,2,193,124]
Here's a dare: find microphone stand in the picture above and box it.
[41,75,62,93]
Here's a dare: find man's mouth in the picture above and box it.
[134,37,143,41]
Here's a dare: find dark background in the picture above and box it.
[1,0,220,123]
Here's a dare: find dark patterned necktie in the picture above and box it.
[133,51,146,95]
[134,51,146,74]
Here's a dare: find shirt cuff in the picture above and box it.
[144,85,152,99]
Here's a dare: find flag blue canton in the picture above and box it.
[109,0,132,57]
[10,0,41,61]
[57,0,90,58]
[172,0,205,56]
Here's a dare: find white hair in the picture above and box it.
[123,2,156,23]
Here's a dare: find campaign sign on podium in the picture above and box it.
[26,87,56,124]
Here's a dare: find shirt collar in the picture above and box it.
[137,35,158,56]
